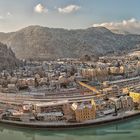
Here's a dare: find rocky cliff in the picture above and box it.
[0,42,19,71]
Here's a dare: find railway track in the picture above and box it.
[0,92,103,104]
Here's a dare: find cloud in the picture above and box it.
[93,18,140,34]
[34,4,48,14]
[58,5,80,14]
[0,12,12,20]
[7,12,12,17]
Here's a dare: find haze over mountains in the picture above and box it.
[0,26,140,60]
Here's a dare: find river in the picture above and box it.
[0,117,140,140]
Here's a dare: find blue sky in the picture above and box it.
[0,0,140,32]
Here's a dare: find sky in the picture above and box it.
[0,0,140,33]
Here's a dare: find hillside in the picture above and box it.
[0,26,140,60]
[0,42,19,71]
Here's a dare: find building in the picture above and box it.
[33,100,68,113]
[129,92,140,104]
[71,101,96,122]
[63,103,76,121]
[109,66,125,75]
[33,100,68,121]
[102,85,122,97]
[103,76,140,88]
[36,112,64,121]
[109,96,134,111]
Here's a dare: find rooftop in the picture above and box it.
[34,100,68,107]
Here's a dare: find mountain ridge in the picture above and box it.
[0,26,140,60]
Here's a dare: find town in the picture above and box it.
[0,51,140,127]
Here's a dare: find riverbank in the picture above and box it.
[0,110,140,130]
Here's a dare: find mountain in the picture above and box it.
[0,26,140,60]
[0,42,19,71]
